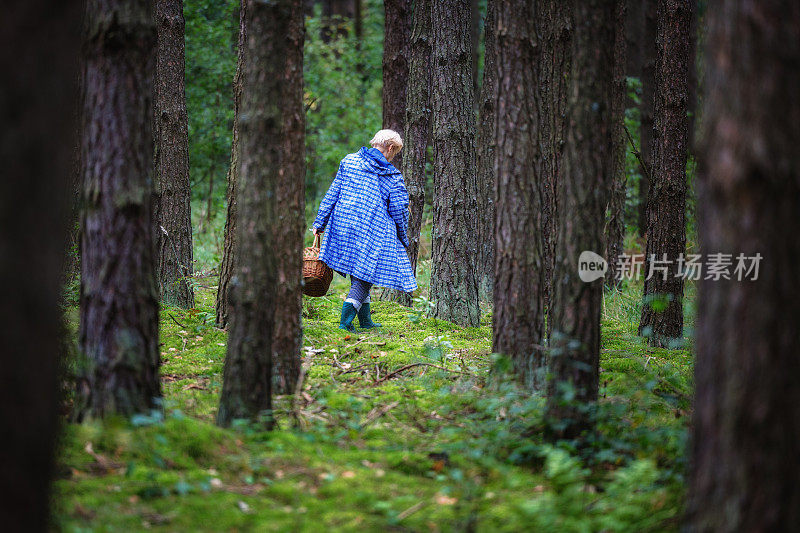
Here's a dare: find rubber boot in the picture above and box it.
[357,302,382,329]
[339,301,358,332]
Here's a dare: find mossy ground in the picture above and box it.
[56,271,693,532]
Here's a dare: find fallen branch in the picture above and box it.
[168,313,187,329]
[397,501,425,521]
[291,363,308,429]
[373,363,472,385]
[360,400,400,429]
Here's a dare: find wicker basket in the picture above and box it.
[302,234,333,297]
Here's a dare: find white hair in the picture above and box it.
[369,129,403,151]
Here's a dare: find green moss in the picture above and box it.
[58,275,689,531]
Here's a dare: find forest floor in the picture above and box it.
[56,271,693,532]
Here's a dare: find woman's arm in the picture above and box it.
[312,162,344,232]
[387,176,410,248]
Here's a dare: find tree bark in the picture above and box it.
[637,0,656,235]
[687,2,800,529]
[381,0,411,169]
[380,0,431,307]
[0,1,79,529]
[546,0,615,438]
[155,0,194,309]
[543,1,572,323]
[271,2,305,395]
[491,0,551,390]
[215,0,246,329]
[604,0,628,288]
[429,0,480,327]
[76,0,161,419]
[470,0,480,101]
[638,0,689,348]
[624,0,643,79]
[217,0,304,425]
[475,0,496,302]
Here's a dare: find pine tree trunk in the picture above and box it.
[77,0,161,419]
[546,0,615,438]
[475,0,496,302]
[638,0,689,348]
[381,0,411,169]
[470,0,480,101]
[637,0,656,235]
[271,2,305,395]
[217,0,304,426]
[687,1,800,529]
[604,0,628,287]
[686,2,698,151]
[491,0,550,390]
[543,1,571,322]
[1,1,79,528]
[624,0,643,80]
[155,0,194,309]
[428,0,480,327]
[215,0,246,329]
[380,0,431,307]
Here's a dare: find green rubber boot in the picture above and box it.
[357,302,382,329]
[339,302,358,332]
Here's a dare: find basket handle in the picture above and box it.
[313,233,321,249]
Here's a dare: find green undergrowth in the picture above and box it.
[57,276,692,532]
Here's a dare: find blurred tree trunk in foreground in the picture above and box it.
[637,0,656,235]
[687,1,800,529]
[638,0,689,347]
[218,0,305,425]
[546,0,614,438]
[381,0,431,307]
[429,0,480,327]
[155,0,195,309]
[475,0,496,302]
[492,0,551,390]
[271,3,306,395]
[604,0,628,288]
[216,0,246,329]
[0,1,79,529]
[76,0,161,419]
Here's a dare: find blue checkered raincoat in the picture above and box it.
[312,147,418,293]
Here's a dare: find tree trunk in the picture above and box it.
[470,0,480,101]
[380,0,431,307]
[546,0,615,438]
[687,1,800,529]
[686,1,698,151]
[217,0,304,426]
[155,0,194,309]
[215,0,246,329]
[638,0,689,348]
[76,0,161,419]
[491,0,552,390]
[624,0,643,79]
[381,0,411,169]
[637,0,656,235]
[543,1,571,323]
[0,1,79,529]
[604,0,628,288]
[271,2,305,395]
[475,0,496,302]
[428,0,480,327]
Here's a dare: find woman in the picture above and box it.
[312,129,417,331]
